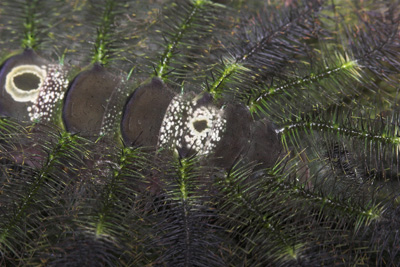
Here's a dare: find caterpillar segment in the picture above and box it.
[62,64,123,137]
[0,55,282,169]
[0,49,67,122]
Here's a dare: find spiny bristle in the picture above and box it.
[0,0,399,266]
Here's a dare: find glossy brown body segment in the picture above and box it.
[62,64,119,136]
[212,103,252,169]
[121,78,175,147]
[246,119,283,169]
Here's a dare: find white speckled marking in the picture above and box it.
[158,94,226,155]
[27,65,67,122]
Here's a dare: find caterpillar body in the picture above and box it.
[0,0,399,266]
[0,48,282,168]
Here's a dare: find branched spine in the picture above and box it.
[92,0,115,65]
[155,0,217,80]
[22,0,39,49]
[220,165,302,261]
[95,147,134,237]
[0,131,80,243]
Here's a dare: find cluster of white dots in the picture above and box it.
[27,64,68,122]
[99,87,125,136]
[158,94,226,155]
[185,101,225,154]
[158,95,188,149]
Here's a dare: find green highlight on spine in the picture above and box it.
[156,0,207,79]
[279,120,400,147]
[249,59,359,113]
[208,62,242,99]
[278,179,382,227]
[179,158,190,201]
[222,166,300,261]
[22,0,39,49]
[0,132,79,243]
[95,147,130,237]
[92,0,115,65]
[205,8,302,100]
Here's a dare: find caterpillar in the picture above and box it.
[0,0,399,266]
[0,49,282,170]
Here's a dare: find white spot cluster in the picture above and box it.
[99,87,124,136]
[27,65,68,122]
[158,94,226,155]
[5,64,46,102]
[158,95,189,149]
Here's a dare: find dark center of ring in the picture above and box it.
[193,120,208,132]
[13,73,41,91]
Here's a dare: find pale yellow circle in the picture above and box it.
[5,64,46,102]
